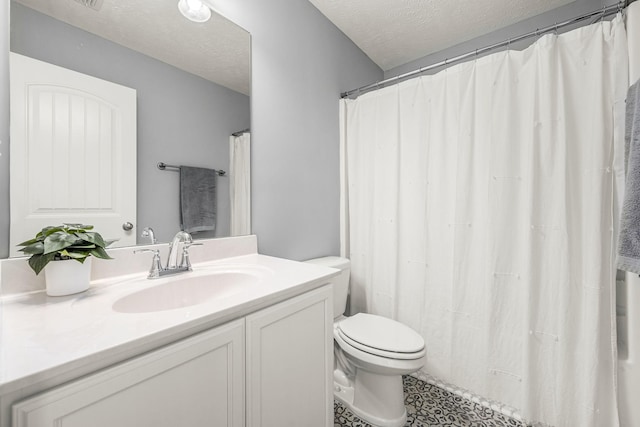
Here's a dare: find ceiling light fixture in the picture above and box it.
[178,0,212,23]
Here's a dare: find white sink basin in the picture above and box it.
[112,268,264,313]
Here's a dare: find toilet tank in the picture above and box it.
[305,256,350,319]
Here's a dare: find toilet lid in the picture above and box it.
[337,313,425,354]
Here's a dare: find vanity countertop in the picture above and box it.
[0,250,338,395]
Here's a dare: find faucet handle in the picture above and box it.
[134,248,159,254]
[134,249,163,278]
[183,242,203,248]
[180,242,203,270]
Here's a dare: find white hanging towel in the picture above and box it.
[229,132,251,236]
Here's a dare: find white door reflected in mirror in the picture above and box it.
[9,53,137,256]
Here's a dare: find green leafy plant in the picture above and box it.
[17,224,115,275]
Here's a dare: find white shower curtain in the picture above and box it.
[340,17,628,427]
[229,132,251,236]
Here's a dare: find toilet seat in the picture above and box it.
[336,329,426,360]
[334,327,426,375]
[336,313,426,360]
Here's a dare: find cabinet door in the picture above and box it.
[246,285,333,427]
[12,320,244,427]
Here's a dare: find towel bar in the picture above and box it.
[157,162,226,176]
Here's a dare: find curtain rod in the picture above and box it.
[341,1,626,99]
[232,128,250,137]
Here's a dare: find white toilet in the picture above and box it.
[305,256,426,427]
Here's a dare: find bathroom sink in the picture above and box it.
[112,269,261,313]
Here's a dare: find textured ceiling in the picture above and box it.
[309,0,574,71]
[14,0,251,95]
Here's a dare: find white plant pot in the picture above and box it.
[44,257,92,297]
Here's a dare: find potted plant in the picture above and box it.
[17,224,114,296]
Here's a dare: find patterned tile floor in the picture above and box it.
[334,376,527,427]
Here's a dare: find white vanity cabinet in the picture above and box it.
[12,319,246,427]
[246,285,333,427]
[8,285,333,427]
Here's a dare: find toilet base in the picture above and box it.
[333,369,407,427]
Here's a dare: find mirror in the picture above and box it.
[7,0,251,254]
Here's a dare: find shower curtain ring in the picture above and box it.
[554,22,558,35]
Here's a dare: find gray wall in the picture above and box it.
[5,2,250,249]
[385,0,612,79]
[203,0,383,260]
[0,0,382,260]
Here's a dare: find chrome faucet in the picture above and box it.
[135,230,201,279]
[141,227,157,244]
[166,231,193,270]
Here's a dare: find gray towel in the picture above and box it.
[180,166,217,233]
[618,79,640,273]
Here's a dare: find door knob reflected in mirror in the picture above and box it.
[122,222,134,231]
